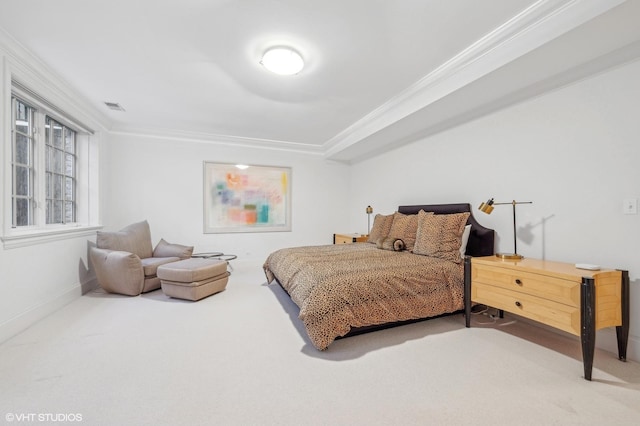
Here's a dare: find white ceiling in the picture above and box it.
[1,0,639,162]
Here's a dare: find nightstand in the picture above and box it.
[333,233,368,244]
[464,256,629,381]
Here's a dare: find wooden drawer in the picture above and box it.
[333,233,368,244]
[473,264,580,307]
[472,282,580,335]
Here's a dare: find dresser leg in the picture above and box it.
[616,270,630,361]
[464,256,471,328]
[581,277,596,381]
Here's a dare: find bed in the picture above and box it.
[263,203,495,350]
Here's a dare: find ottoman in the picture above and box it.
[157,258,229,301]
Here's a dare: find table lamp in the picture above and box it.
[478,198,532,260]
[366,205,373,234]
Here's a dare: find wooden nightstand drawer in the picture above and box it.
[472,282,580,335]
[333,233,368,244]
[472,264,580,307]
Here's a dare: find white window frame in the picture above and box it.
[2,64,101,248]
[44,115,78,225]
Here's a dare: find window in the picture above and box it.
[3,70,100,247]
[10,94,82,229]
[45,117,76,224]
[5,82,97,243]
[11,98,36,227]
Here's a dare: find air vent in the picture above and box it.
[104,102,125,111]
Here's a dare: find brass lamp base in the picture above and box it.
[496,253,524,260]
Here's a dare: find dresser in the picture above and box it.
[464,256,629,380]
[333,233,368,244]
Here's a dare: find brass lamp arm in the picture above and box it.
[492,200,533,206]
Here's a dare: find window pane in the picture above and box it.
[15,166,30,196]
[54,201,63,223]
[15,198,30,226]
[15,101,30,134]
[65,202,75,223]
[45,117,51,145]
[16,100,27,120]
[65,130,75,154]
[46,145,53,171]
[65,154,75,177]
[46,199,53,224]
[54,149,64,174]
[65,177,75,200]
[53,174,63,199]
[46,172,53,198]
[15,133,30,165]
[53,123,63,148]
[46,200,63,224]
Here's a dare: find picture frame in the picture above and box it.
[203,162,292,233]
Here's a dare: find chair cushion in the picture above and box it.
[96,220,153,259]
[157,258,228,283]
[141,256,181,277]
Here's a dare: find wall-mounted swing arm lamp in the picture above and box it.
[478,198,533,260]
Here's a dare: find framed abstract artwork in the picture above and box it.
[203,162,292,233]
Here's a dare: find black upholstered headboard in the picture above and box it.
[397,203,495,257]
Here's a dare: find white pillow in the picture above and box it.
[459,225,472,259]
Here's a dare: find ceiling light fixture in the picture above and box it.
[260,47,304,75]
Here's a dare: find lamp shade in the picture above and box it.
[478,198,495,214]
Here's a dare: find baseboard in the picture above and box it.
[0,283,84,344]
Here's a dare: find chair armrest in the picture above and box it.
[90,247,144,296]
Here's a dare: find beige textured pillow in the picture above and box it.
[96,220,153,259]
[153,238,194,260]
[413,212,470,263]
[367,213,394,244]
[388,211,428,252]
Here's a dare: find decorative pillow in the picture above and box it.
[96,220,153,259]
[153,238,194,260]
[459,224,472,259]
[387,211,423,252]
[413,212,470,263]
[376,237,406,251]
[367,213,394,244]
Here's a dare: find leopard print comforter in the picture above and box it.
[263,243,464,350]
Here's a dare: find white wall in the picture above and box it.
[103,134,350,265]
[0,36,106,343]
[348,58,640,361]
[0,234,97,342]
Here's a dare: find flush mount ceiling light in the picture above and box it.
[260,47,304,75]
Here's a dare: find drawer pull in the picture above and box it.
[515,279,523,285]
[515,301,522,308]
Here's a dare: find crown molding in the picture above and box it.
[109,126,325,155]
[323,0,628,161]
[0,26,112,133]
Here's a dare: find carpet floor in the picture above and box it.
[1,261,638,425]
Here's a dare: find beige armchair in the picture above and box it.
[90,221,193,296]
